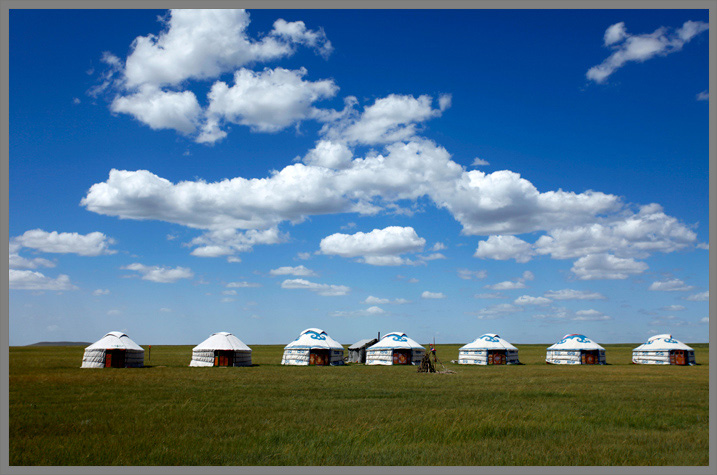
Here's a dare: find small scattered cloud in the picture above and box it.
[227,281,262,288]
[474,235,534,263]
[474,292,506,300]
[649,278,694,292]
[269,265,317,277]
[281,278,350,296]
[470,303,520,319]
[421,291,445,299]
[93,289,111,296]
[683,291,708,301]
[696,90,709,101]
[9,269,78,291]
[457,269,487,280]
[543,289,606,300]
[121,263,194,283]
[514,295,552,306]
[471,157,489,167]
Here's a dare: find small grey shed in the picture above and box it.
[348,338,379,363]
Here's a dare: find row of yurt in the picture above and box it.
[81,331,697,368]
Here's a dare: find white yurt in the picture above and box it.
[189,332,252,367]
[81,331,144,368]
[632,334,696,365]
[281,328,345,366]
[365,332,425,365]
[458,333,520,365]
[545,333,606,365]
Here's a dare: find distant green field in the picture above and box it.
[9,343,709,466]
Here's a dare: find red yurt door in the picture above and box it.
[309,350,330,365]
[583,351,597,365]
[393,349,412,365]
[673,350,686,365]
[214,350,233,366]
[492,352,506,365]
[106,349,125,368]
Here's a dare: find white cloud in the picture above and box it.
[296,252,312,260]
[270,18,333,58]
[227,281,262,288]
[472,303,520,319]
[474,235,534,263]
[700,316,709,324]
[587,20,709,83]
[9,270,78,291]
[302,140,353,170]
[514,295,552,306]
[421,291,445,299]
[649,315,689,327]
[696,90,709,101]
[9,253,55,270]
[421,253,446,261]
[521,271,534,282]
[431,242,446,251]
[160,307,172,312]
[570,253,648,280]
[320,226,425,266]
[280,278,350,296]
[543,289,606,300]
[189,228,286,258]
[107,309,121,315]
[12,229,116,256]
[323,94,450,145]
[573,309,612,321]
[363,295,409,305]
[93,289,111,296]
[365,306,385,315]
[533,307,611,322]
[269,265,317,277]
[684,291,708,301]
[661,305,686,311]
[471,158,489,167]
[121,263,194,283]
[457,269,487,280]
[649,278,694,292]
[474,292,506,299]
[199,67,338,141]
[222,290,237,295]
[111,85,202,135]
[221,298,235,303]
[484,281,526,291]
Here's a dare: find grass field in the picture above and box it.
[9,343,709,466]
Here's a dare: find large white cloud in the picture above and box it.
[319,226,426,266]
[9,270,78,291]
[199,67,338,140]
[111,86,202,135]
[9,253,55,270]
[587,20,708,83]
[12,229,116,256]
[122,263,194,283]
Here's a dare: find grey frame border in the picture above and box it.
[0,1,714,475]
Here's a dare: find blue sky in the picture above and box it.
[8,9,709,346]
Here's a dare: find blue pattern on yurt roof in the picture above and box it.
[479,334,500,343]
[557,334,590,344]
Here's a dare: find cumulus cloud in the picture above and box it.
[570,253,648,280]
[649,278,694,292]
[280,278,350,296]
[269,265,317,277]
[12,229,116,256]
[93,289,111,296]
[322,94,451,145]
[270,18,333,58]
[684,291,708,301]
[302,140,353,170]
[111,86,202,135]
[484,281,526,291]
[421,291,445,299]
[121,263,194,283]
[198,67,338,142]
[543,289,606,300]
[319,226,425,266]
[587,20,708,83]
[471,158,489,167]
[9,253,55,270]
[9,270,78,291]
[189,228,286,258]
[474,235,534,263]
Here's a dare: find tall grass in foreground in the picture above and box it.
[9,343,708,466]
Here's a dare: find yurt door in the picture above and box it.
[214,350,233,366]
[490,351,506,365]
[309,350,330,365]
[106,349,125,368]
[393,349,412,365]
[582,350,598,365]
[673,350,686,366]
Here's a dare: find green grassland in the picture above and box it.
[9,343,709,466]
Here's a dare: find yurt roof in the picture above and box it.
[546,334,604,351]
[633,334,693,352]
[284,328,343,350]
[193,332,251,351]
[85,331,143,351]
[460,333,517,351]
[368,332,424,350]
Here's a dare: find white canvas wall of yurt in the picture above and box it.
[632,334,696,365]
[281,328,345,366]
[545,333,606,365]
[81,331,144,368]
[189,332,252,367]
[365,332,425,365]
[458,333,520,365]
